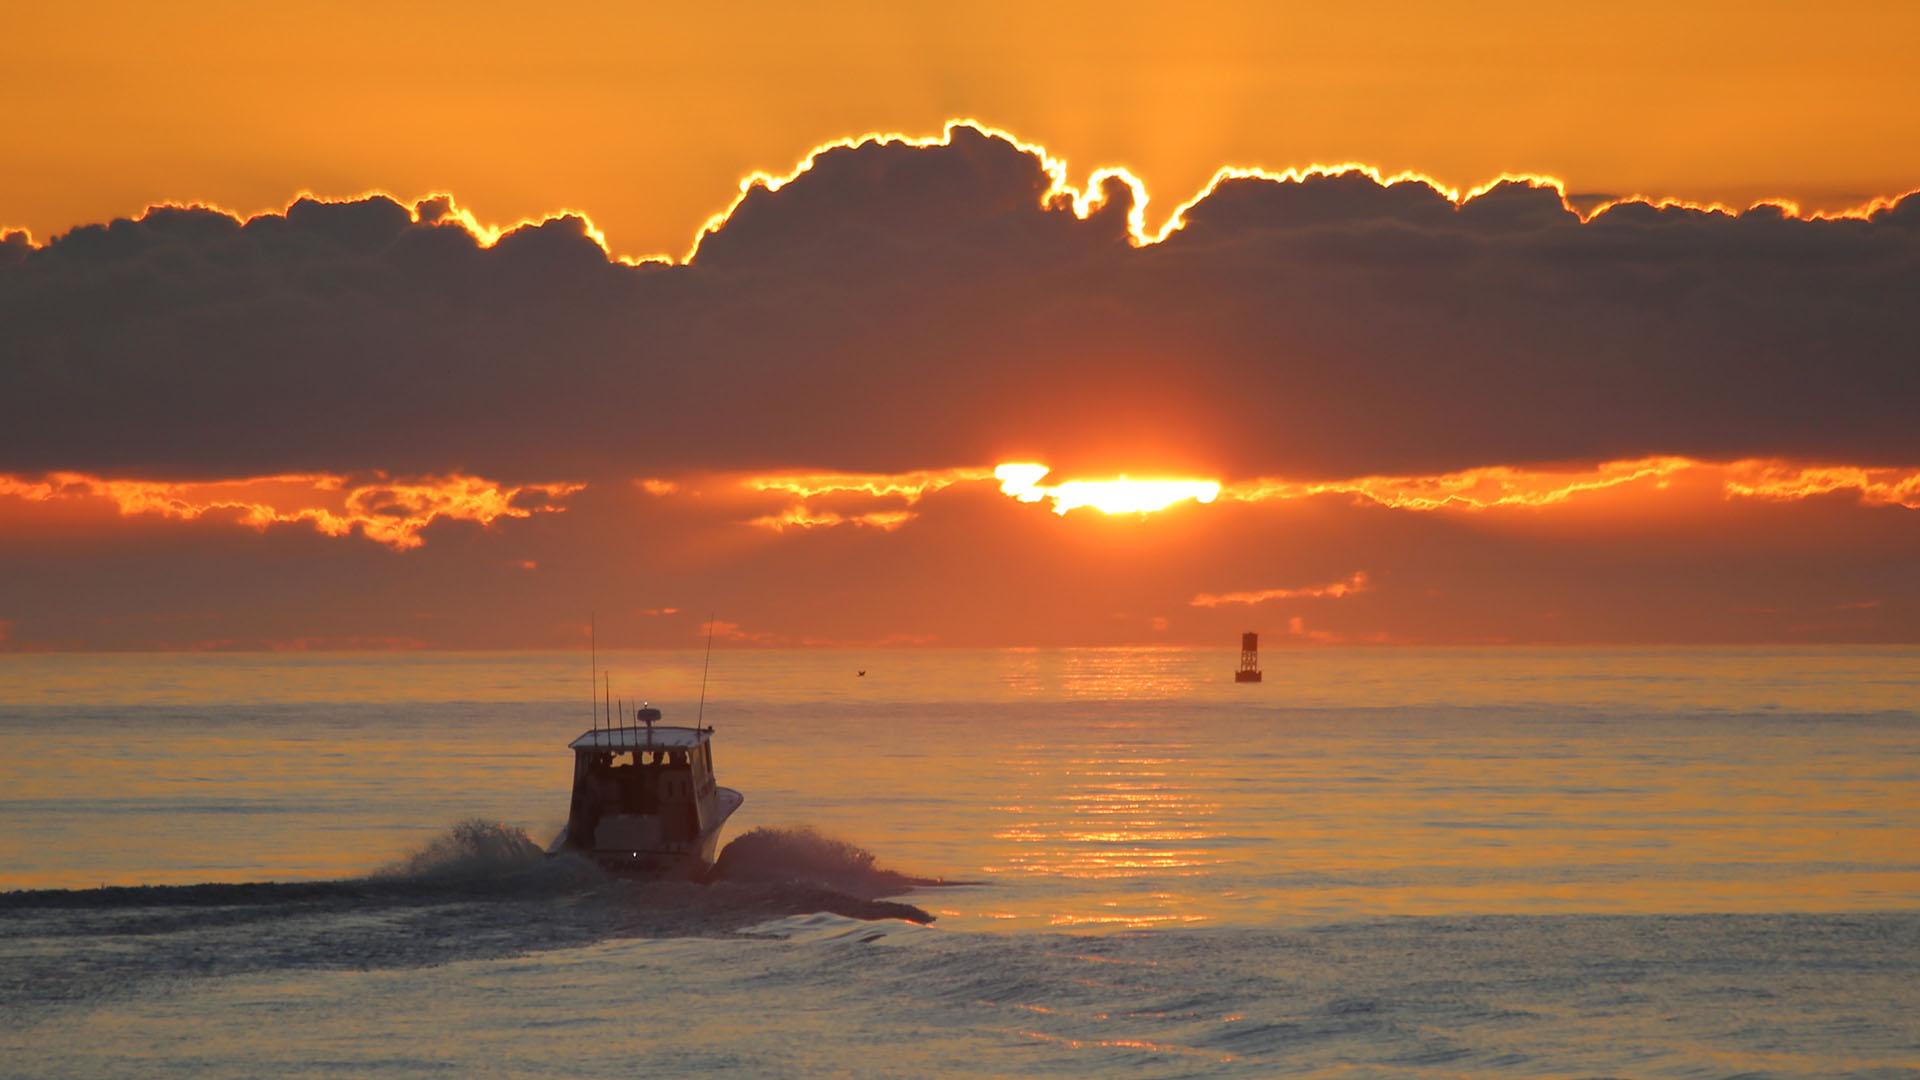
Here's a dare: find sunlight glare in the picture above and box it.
[994,463,1221,516]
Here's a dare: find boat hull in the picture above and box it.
[546,786,744,878]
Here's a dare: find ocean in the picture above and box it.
[2,646,1917,1077]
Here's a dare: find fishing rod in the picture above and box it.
[696,612,715,730]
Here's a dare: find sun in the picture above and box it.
[994,463,1221,516]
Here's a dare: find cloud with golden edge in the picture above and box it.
[1222,458,1920,512]
[19,189,651,267]
[746,506,919,532]
[1220,457,1695,511]
[14,119,1913,270]
[745,468,994,502]
[683,456,1920,535]
[1722,461,1920,509]
[0,471,584,550]
[676,119,1917,263]
[1192,572,1371,608]
[994,464,1221,516]
[672,464,1229,530]
[738,467,992,531]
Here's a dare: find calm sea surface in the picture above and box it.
[3,646,1917,1077]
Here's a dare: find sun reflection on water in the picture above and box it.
[5,647,1917,935]
[991,726,1227,928]
[996,648,1203,700]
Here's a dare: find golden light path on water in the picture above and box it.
[985,650,1223,928]
[2,647,1917,932]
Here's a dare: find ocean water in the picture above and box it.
[2,646,1917,1077]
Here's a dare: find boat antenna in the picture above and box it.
[590,611,598,732]
[604,672,611,735]
[696,611,715,729]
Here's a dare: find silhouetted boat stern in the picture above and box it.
[547,708,744,876]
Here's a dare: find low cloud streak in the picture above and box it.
[0,470,581,550]
[1193,572,1371,608]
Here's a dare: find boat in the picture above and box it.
[547,705,745,875]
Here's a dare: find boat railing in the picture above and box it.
[584,703,715,748]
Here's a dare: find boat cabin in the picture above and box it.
[558,708,734,866]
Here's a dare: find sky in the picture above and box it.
[2,0,1917,651]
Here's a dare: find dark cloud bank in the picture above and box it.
[4,125,1917,482]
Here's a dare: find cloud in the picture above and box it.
[741,467,991,530]
[1283,615,1396,645]
[1,123,1916,487]
[700,619,783,645]
[0,470,581,550]
[6,452,1913,567]
[1192,572,1371,607]
[1722,462,1920,509]
[6,123,1920,650]
[643,456,1920,536]
[1222,458,1693,510]
[5,444,1918,651]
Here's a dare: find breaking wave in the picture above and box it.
[710,825,953,900]
[368,817,600,891]
[378,817,544,877]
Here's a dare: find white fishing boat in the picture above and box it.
[547,706,744,875]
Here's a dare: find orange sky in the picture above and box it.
[4,4,1919,650]
[6,0,1920,258]
[3,456,1917,649]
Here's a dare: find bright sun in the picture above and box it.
[994,463,1221,516]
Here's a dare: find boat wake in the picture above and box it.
[0,819,952,1021]
[710,825,956,900]
[376,817,547,878]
